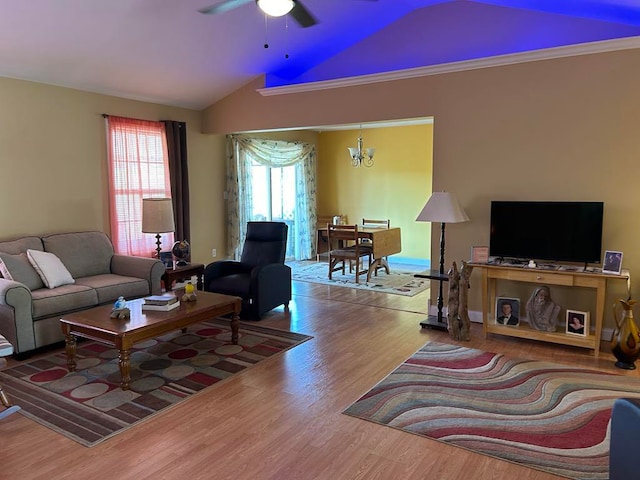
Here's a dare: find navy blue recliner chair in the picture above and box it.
[610,397,640,480]
[204,221,291,319]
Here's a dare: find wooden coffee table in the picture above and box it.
[60,291,242,390]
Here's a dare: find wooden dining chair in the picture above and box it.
[327,224,371,283]
[361,218,390,276]
[316,214,347,261]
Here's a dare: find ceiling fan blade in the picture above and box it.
[198,0,253,15]
[290,1,317,28]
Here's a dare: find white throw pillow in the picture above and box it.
[26,249,75,289]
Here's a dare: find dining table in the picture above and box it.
[316,225,401,282]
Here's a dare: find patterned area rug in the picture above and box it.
[0,319,311,447]
[343,341,640,480]
[289,260,429,297]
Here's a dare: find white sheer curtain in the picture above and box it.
[226,134,316,260]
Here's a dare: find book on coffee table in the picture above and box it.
[142,300,181,312]
[143,294,178,306]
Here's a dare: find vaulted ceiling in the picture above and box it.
[1,0,639,110]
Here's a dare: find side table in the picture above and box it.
[162,263,205,291]
[414,269,449,331]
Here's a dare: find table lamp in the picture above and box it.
[142,198,175,259]
[415,191,470,331]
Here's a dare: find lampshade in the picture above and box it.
[415,191,469,224]
[257,0,294,17]
[142,198,175,233]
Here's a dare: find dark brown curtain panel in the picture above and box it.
[162,120,191,243]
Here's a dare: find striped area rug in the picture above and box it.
[343,341,640,480]
[1,319,311,447]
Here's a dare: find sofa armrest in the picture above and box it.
[111,255,166,295]
[0,278,35,353]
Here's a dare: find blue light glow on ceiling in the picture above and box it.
[263,0,640,88]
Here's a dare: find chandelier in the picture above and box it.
[257,0,294,17]
[347,127,375,168]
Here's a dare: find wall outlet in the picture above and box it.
[211,248,217,257]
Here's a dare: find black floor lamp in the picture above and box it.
[415,191,469,331]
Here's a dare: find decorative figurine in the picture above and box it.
[446,260,473,341]
[181,282,197,302]
[114,296,127,309]
[110,296,131,319]
[446,261,461,340]
[526,286,561,332]
[457,260,473,341]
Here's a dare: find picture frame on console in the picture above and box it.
[566,310,589,336]
[471,246,489,263]
[495,297,520,327]
[603,250,623,275]
[159,251,174,269]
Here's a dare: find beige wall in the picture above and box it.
[0,77,225,267]
[204,48,640,327]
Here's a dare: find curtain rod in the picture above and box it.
[102,114,183,126]
[101,113,162,122]
[102,113,155,122]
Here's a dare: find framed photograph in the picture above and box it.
[159,251,174,269]
[603,250,623,275]
[566,310,589,336]
[471,246,489,263]
[495,297,520,327]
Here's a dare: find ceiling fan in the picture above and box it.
[199,0,318,28]
[199,0,378,28]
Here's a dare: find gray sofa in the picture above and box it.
[0,231,165,354]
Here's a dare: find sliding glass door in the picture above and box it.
[249,159,297,260]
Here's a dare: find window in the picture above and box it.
[106,116,173,256]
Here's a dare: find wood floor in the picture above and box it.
[1,280,637,480]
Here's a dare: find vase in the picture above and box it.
[611,299,640,370]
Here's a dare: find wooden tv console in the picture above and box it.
[473,263,630,356]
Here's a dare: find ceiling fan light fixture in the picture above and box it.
[256,0,295,17]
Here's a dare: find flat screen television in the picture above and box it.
[489,201,604,265]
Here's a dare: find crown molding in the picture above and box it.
[257,36,640,97]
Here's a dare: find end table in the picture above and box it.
[414,269,449,331]
[162,263,205,291]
